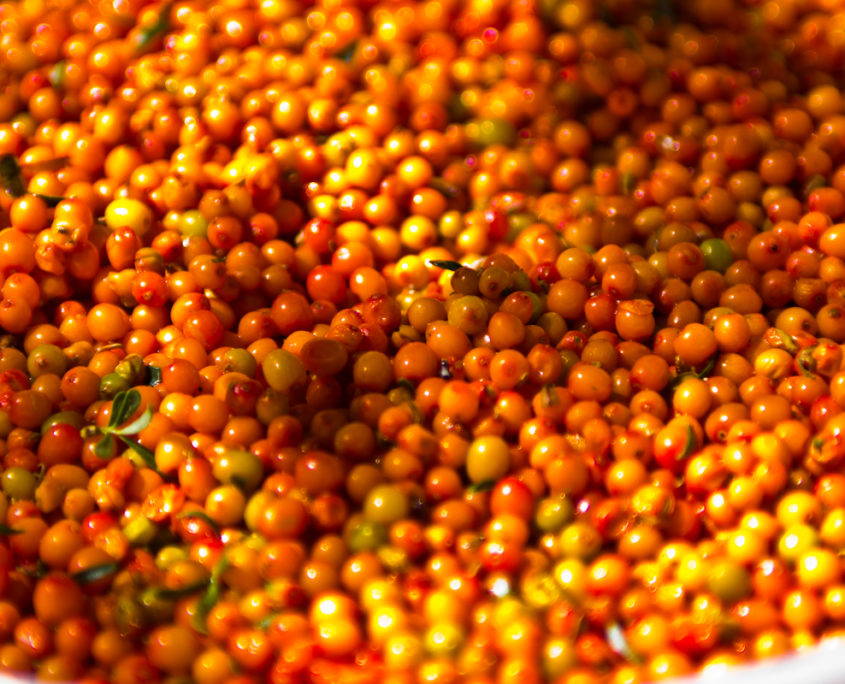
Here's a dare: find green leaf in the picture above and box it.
[146,365,162,386]
[33,193,65,207]
[692,356,716,379]
[396,378,416,394]
[336,41,357,63]
[670,371,694,390]
[428,259,463,271]
[194,554,229,634]
[679,425,697,461]
[72,562,119,584]
[0,155,25,197]
[116,435,157,470]
[111,407,153,436]
[0,524,23,535]
[467,480,495,493]
[93,433,114,460]
[178,511,220,532]
[48,61,66,89]
[110,389,142,429]
[135,2,172,54]
[108,391,129,428]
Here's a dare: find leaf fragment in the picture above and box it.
[0,155,25,197]
[146,365,162,386]
[117,435,157,470]
[194,554,229,634]
[679,424,697,461]
[110,390,141,429]
[112,407,153,436]
[93,433,115,460]
[428,259,463,271]
[135,2,173,54]
[72,562,119,585]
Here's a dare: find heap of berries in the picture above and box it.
[3,0,845,682]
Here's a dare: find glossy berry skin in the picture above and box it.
[0,1,844,683]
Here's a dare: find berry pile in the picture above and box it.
[2,0,845,682]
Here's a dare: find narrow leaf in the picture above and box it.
[93,433,114,459]
[116,435,157,470]
[194,554,229,634]
[48,61,66,88]
[72,562,119,584]
[428,259,463,271]
[146,365,162,386]
[178,511,220,532]
[109,389,141,428]
[679,425,697,461]
[108,391,129,428]
[111,407,153,436]
[692,356,716,379]
[467,480,495,493]
[336,41,357,63]
[33,193,65,207]
[0,524,23,535]
[0,155,25,197]
[136,2,172,54]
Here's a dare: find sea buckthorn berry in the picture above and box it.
[674,324,717,366]
[466,436,511,484]
[0,1,842,680]
[105,199,153,237]
[262,350,306,392]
